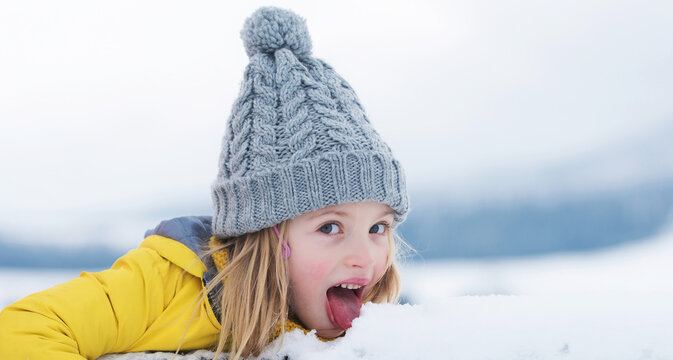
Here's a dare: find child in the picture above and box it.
[0,7,409,360]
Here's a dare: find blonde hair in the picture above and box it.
[203,221,403,360]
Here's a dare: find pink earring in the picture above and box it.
[273,225,291,259]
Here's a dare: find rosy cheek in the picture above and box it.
[374,252,388,280]
[307,262,329,282]
[290,254,330,288]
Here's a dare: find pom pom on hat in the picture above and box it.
[241,7,312,58]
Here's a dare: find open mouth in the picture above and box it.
[325,281,367,330]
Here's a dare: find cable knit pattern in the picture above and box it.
[211,7,409,237]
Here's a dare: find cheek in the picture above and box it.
[374,242,390,278]
[289,255,331,288]
[308,259,332,279]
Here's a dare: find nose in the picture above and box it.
[343,232,376,269]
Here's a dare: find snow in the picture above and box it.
[0,268,81,308]
[260,296,673,360]
[401,227,673,300]
[5,230,673,359]
[99,295,673,360]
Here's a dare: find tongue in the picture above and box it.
[326,287,361,329]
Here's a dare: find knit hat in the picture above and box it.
[211,7,408,238]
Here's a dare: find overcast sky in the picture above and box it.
[1,0,672,246]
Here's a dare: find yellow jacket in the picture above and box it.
[0,217,223,359]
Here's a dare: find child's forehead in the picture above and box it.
[296,202,395,221]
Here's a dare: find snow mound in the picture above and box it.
[99,349,223,360]
[99,294,673,360]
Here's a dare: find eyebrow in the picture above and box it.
[379,208,395,218]
[308,208,395,221]
[308,209,349,220]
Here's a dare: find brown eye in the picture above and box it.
[319,223,339,234]
[369,224,386,234]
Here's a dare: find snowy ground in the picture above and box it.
[98,294,673,360]
[3,230,673,359]
[259,294,673,360]
[401,227,673,301]
[0,268,82,308]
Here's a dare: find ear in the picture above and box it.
[274,225,291,259]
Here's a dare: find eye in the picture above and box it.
[369,223,387,234]
[319,223,340,235]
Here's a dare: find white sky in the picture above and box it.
[1,0,672,244]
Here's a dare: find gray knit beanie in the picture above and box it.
[211,7,409,238]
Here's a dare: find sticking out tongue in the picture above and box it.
[326,286,361,330]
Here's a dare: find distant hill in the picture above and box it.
[399,180,673,259]
[1,180,672,268]
[0,239,122,270]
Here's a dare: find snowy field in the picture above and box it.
[3,230,673,359]
[0,268,82,308]
[401,227,673,300]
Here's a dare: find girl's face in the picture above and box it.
[285,201,394,338]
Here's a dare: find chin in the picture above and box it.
[316,328,345,339]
